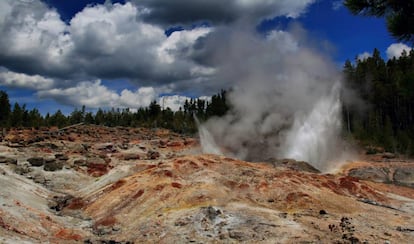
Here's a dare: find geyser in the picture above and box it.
[194,116,223,155]
[196,24,348,171]
[281,83,342,170]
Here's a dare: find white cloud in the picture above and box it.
[332,1,343,11]
[0,1,213,84]
[159,95,212,111]
[0,69,54,90]
[357,51,371,61]
[37,80,157,109]
[386,43,413,59]
[158,27,212,64]
[0,0,320,110]
[120,87,157,108]
[159,95,189,111]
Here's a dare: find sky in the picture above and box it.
[0,0,412,115]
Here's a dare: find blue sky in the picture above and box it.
[0,0,411,115]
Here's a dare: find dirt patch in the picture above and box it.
[87,163,110,177]
[54,229,83,241]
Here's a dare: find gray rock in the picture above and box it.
[15,164,32,175]
[228,230,249,241]
[348,167,389,183]
[44,159,63,171]
[205,206,221,221]
[394,168,414,188]
[121,153,140,161]
[73,159,87,166]
[147,150,160,160]
[27,157,45,167]
[268,158,320,173]
[32,173,47,184]
[0,156,17,165]
[382,152,396,159]
[55,153,69,161]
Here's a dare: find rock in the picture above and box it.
[15,164,32,175]
[70,144,88,154]
[348,167,389,183]
[268,158,320,173]
[319,210,327,215]
[120,153,140,161]
[32,173,47,184]
[27,157,45,167]
[167,141,184,147]
[382,152,396,159]
[55,153,69,161]
[228,230,248,241]
[205,206,221,221]
[96,143,118,153]
[7,142,24,148]
[0,156,17,165]
[73,159,87,166]
[396,226,414,232]
[48,195,72,212]
[393,168,414,188]
[147,150,160,160]
[44,159,63,171]
[40,142,60,150]
[206,206,222,221]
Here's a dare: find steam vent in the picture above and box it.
[0,125,413,243]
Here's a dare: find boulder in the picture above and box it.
[348,167,389,183]
[268,158,320,173]
[73,159,87,166]
[55,153,69,161]
[27,157,45,167]
[44,158,63,171]
[0,156,17,165]
[120,153,140,161]
[382,152,396,159]
[15,164,32,175]
[147,150,160,160]
[393,168,414,188]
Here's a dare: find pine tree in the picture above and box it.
[344,0,414,42]
[0,91,11,127]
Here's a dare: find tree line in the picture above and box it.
[0,90,229,134]
[343,48,414,154]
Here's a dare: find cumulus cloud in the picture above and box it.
[159,95,189,111]
[0,0,321,111]
[0,69,54,90]
[357,51,371,61]
[386,43,413,59]
[37,80,157,109]
[135,0,316,26]
[0,0,213,85]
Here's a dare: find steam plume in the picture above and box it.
[197,24,346,171]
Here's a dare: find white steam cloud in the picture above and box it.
[281,83,342,169]
[198,24,345,171]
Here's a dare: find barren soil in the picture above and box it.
[1,125,414,243]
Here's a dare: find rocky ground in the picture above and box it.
[0,125,414,243]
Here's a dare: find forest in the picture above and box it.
[343,48,414,154]
[1,48,414,154]
[0,90,228,135]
